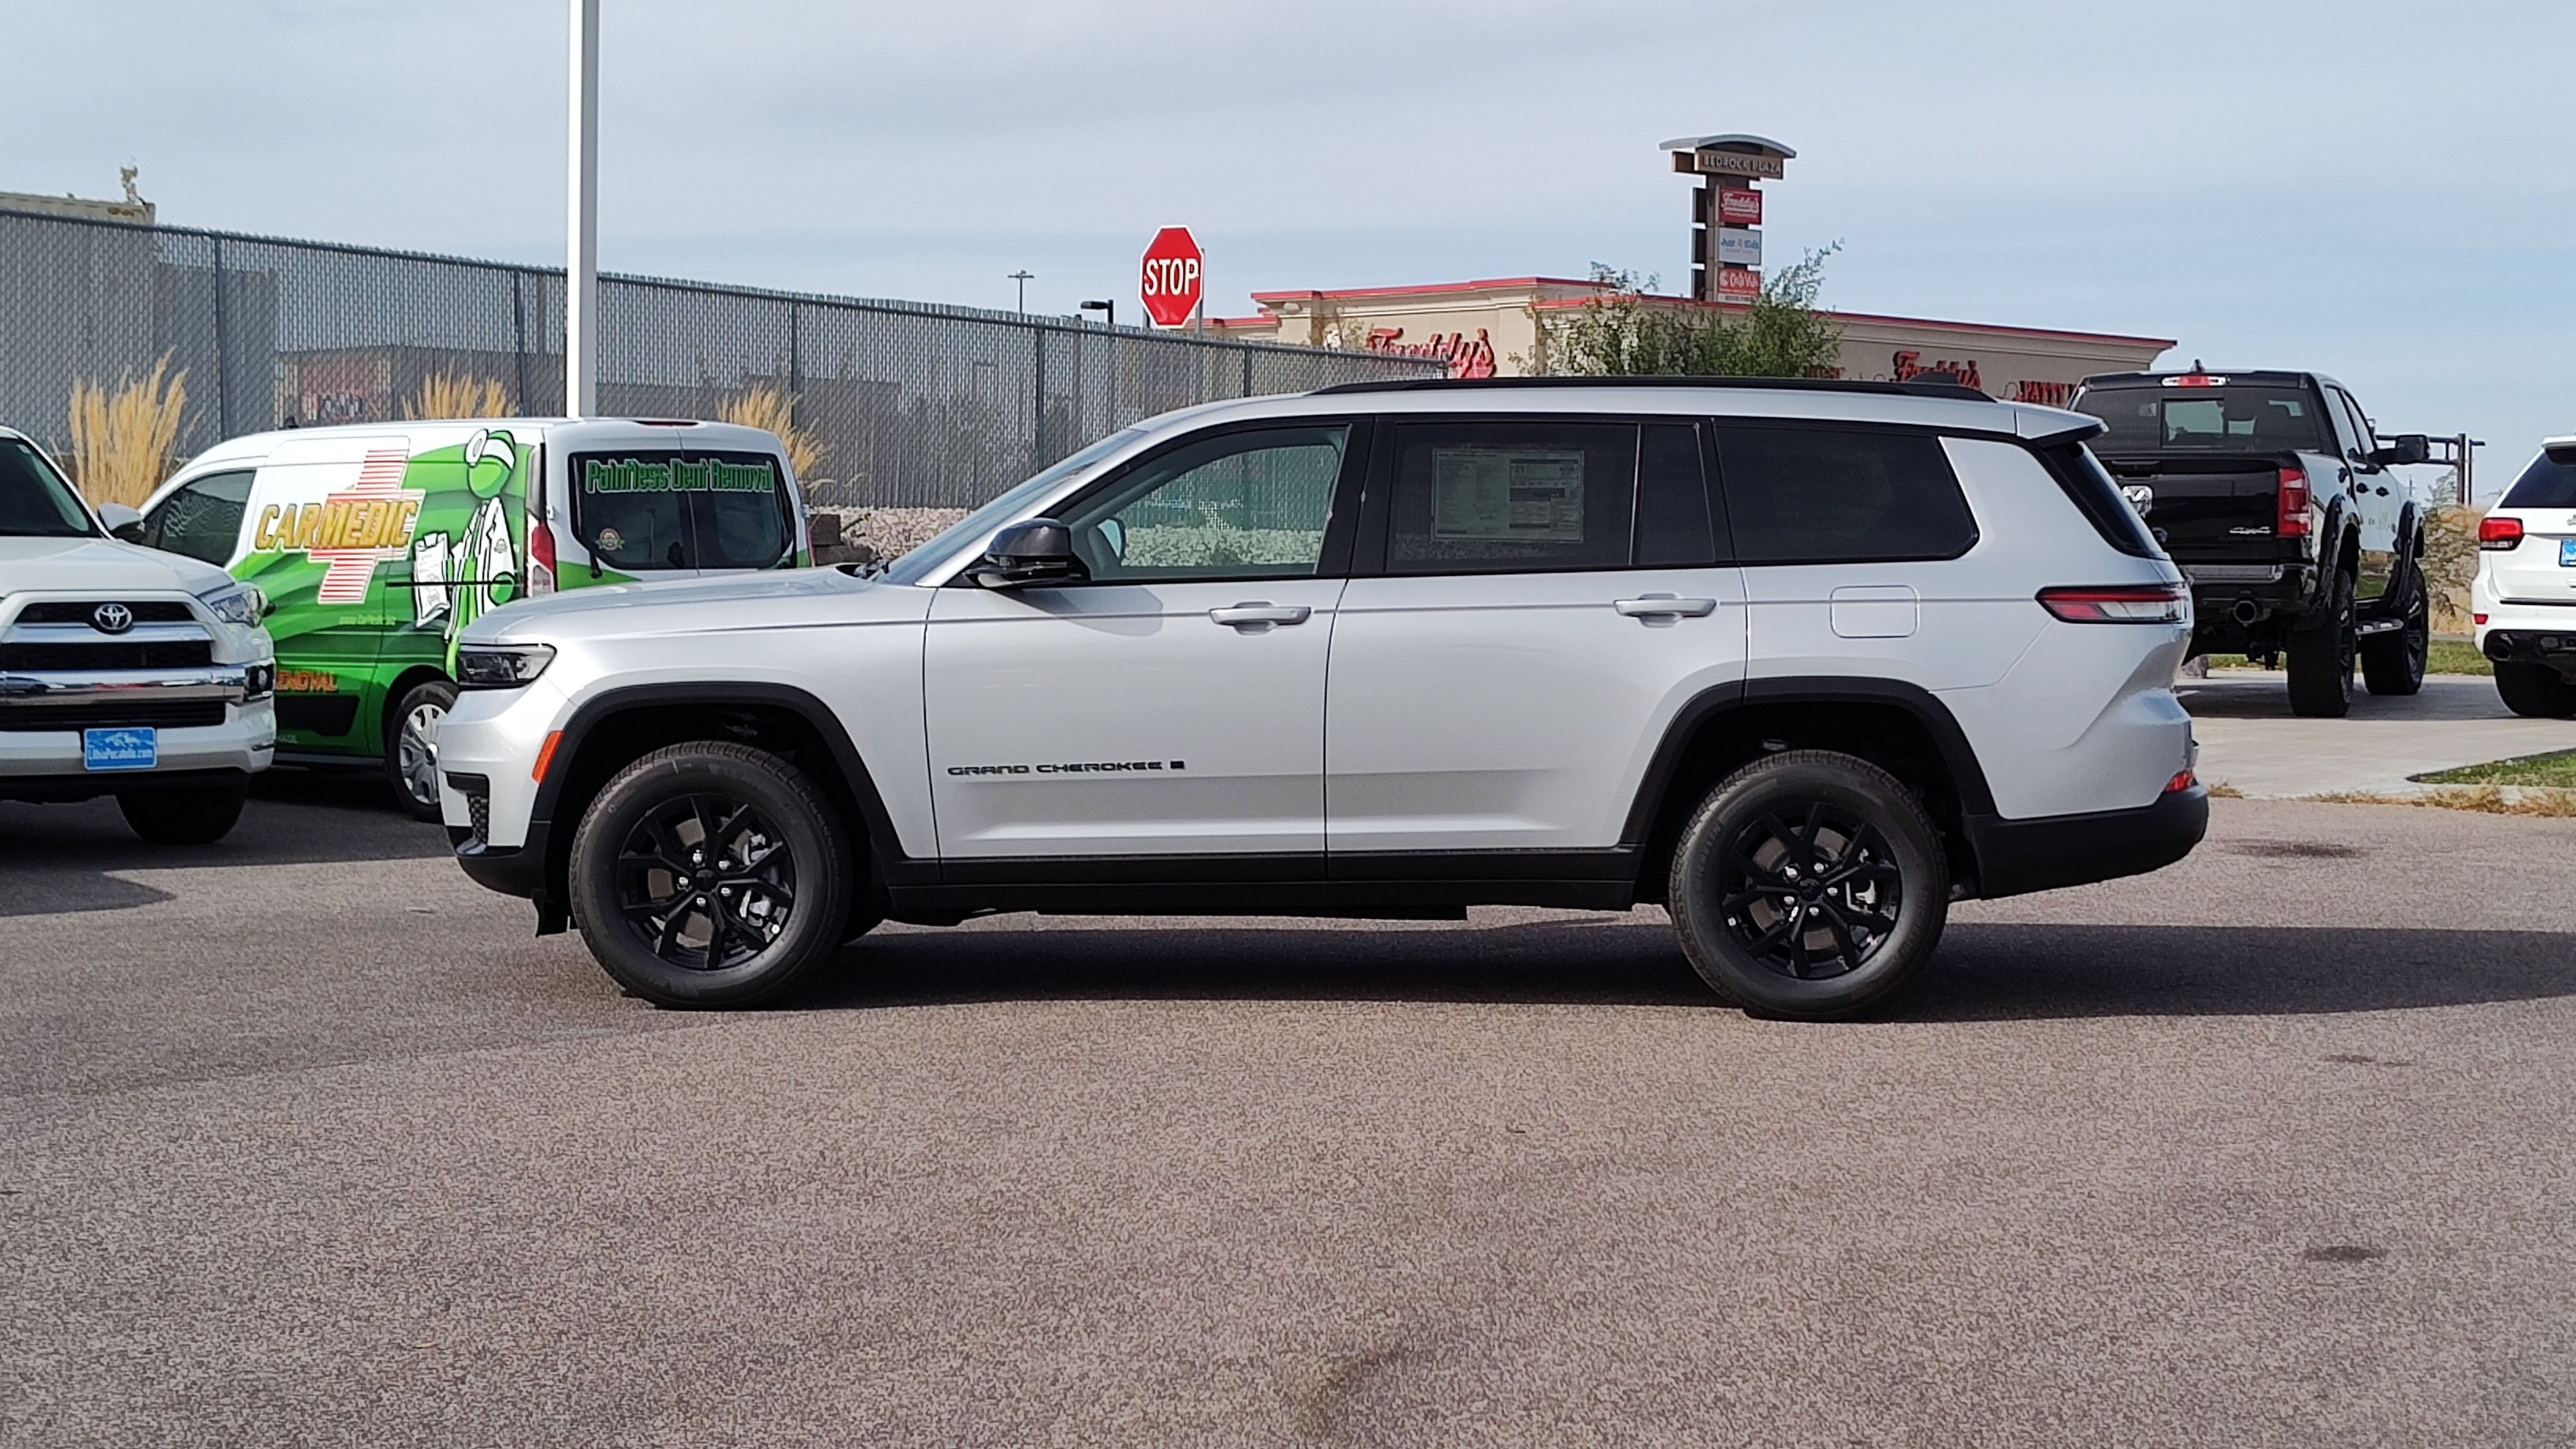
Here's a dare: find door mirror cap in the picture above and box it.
[2370,434,2430,467]
[969,518,1086,589]
[97,502,145,541]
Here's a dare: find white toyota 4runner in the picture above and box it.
[438,380,2207,1019]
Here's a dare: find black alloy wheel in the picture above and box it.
[1668,750,1948,1019]
[2360,572,2428,697]
[568,741,852,1007]
[2285,569,2357,718]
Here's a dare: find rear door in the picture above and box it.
[2326,385,2401,604]
[1323,416,1746,857]
[2489,452,2576,606]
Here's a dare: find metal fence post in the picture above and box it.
[512,271,531,415]
[211,233,232,437]
[1031,321,1048,467]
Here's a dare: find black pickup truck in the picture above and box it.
[2070,369,2433,717]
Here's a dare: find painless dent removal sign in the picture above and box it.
[582,457,776,494]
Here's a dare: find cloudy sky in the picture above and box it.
[13,1,2573,492]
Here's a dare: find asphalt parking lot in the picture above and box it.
[8,753,2576,1446]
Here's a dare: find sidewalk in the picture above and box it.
[2180,670,2576,797]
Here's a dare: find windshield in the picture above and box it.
[880,428,1148,585]
[2074,385,2328,455]
[2500,450,2576,510]
[0,438,101,538]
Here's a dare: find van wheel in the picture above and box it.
[384,679,457,821]
[2496,662,2576,719]
[1667,750,1949,1020]
[119,777,248,845]
[567,741,852,1008]
[2285,570,2356,718]
[2360,574,2428,697]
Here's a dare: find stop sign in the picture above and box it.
[1139,227,1203,328]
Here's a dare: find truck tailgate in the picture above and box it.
[2104,459,2280,565]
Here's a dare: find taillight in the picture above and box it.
[2474,613,2489,626]
[2163,769,2197,795]
[2276,466,2310,538]
[528,519,558,596]
[2038,583,2189,623]
[2479,516,2524,550]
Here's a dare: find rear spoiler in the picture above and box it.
[2021,413,2106,449]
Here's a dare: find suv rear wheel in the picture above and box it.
[2285,569,2357,718]
[568,741,853,1008]
[2496,661,2576,719]
[1667,750,1949,1020]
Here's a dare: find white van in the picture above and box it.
[126,418,810,817]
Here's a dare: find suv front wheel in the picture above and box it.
[1667,751,1950,1020]
[568,741,853,1008]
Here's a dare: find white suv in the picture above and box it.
[2472,437,2576,717]
[438,379,2206,1019]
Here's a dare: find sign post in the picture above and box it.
[1140,227,1204,330]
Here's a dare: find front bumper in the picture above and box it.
[0,663,275,786]
[1962,784,2211,900]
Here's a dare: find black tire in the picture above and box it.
[1667,750,1949,1021]
[118,776,248,845]
[2285,569,2357,718]
[567,741,852,1008]
[2495,662,2576,719]
[384,679,458,822]
[2359,570,2428,697]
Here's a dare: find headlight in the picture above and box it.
[457,643,557,689]
[198,584,266,628]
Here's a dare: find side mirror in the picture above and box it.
[2370,434,2429,467]
[97,502,145,542]
[969,518,1086,589]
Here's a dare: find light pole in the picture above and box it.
[566,0,599,417]
[1008,270,1033,315]
[1079,299,1114,330]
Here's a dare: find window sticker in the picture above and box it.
[582,457,774,494]
[1431,449,1586,541]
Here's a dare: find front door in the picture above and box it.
[923,422,1357,860]
[1325,418,1748,855]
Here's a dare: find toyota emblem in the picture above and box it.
[91,602,134,634]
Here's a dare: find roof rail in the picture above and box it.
[1309,375,1996,404]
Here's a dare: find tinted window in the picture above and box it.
[2075,385,2329,454]
[1714,426,1978,565]
[2036,442,2159,558]
[1636,422,1719,566]
[1386,421,1636,574]
[0,439,97,538]
[140,470,254,565]
[2501,452,2576,510]
[572,450,789,572]
[1061,425,1347,582]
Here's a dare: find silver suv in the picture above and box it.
[439,379,2208,1018]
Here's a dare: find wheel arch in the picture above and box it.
[1621,677,1997,901]
[530,682,915,918]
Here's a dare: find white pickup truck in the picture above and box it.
[0,427,277,842]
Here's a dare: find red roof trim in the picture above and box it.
[1250,276,1601,304]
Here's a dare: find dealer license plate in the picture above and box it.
[83,726,158,772]
[2561,538,2576,567]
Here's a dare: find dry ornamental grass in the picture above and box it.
[404,373,513,420]
[718,386,827,483]
[67,353,190,508]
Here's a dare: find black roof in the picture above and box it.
[1312,375,1994,404]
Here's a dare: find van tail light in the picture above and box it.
[2479,516,2524,550]
[528,519,558,596]
[2038,583,2189,624]
[2163,769,2197,795]
[2276,466,2310,538]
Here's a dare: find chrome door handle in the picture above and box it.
[1209,602,1311,628]
[1614,595,1718,618]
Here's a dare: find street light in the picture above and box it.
[1008,270,1033,314]
[1079,299,1114,330]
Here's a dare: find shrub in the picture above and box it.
[67,353,190,508]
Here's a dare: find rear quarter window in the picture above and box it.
[2033,442,2160,558]
[1713,426,1977,565]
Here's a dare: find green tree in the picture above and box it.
[1542,247,1843,379]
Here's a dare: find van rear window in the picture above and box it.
[570,450,792,571]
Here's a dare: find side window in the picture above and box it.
[1060,425,1348,582]
[1385,420,1636,574]
[1637,422,1719,566]
[140,470,255,565]
[682,452,792,570]
[2329,388,2375,467]
[1713,426,1978,565]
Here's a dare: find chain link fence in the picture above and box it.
[1,207,1440,509]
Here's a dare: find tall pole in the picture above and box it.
[566,0,600,418]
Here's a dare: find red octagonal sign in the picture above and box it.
[1139,226,1203,329]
